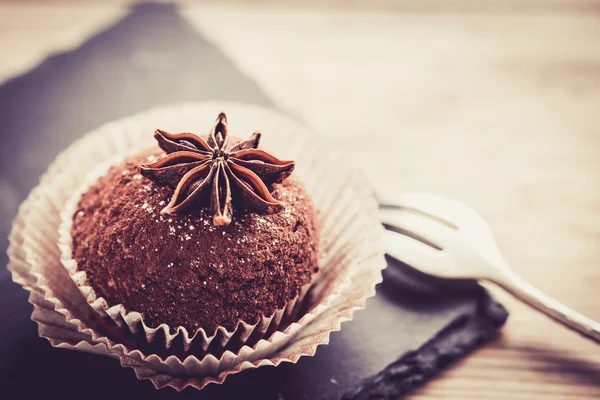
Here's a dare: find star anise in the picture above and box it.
[139,112,295,226]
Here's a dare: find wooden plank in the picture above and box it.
[0,3,125,83]
[1,1,599,399]
[186,4,600,399]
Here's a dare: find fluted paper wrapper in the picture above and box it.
[7,102,386,390]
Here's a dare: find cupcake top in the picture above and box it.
[70,113,319,334]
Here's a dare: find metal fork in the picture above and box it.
[380,193,600,343]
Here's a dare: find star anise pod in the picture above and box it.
[139,112,295,226]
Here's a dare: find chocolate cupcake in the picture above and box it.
[38,103,386,389]
[67,113,319,338]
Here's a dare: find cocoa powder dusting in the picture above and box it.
[70,151,319,335]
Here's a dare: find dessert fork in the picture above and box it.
[379,193,600,343]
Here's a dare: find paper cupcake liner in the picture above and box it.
[7,102,386,390]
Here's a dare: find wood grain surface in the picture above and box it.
[1,1,599,399]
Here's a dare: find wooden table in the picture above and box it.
[1,1,599,398]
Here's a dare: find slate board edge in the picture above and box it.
[340,287,509,400]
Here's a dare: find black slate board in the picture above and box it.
[0,3,507,399]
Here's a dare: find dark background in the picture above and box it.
[0,3,506,399]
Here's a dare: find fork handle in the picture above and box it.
[491,268,600,343]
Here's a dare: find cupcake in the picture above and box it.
[10,103,386,390]
[65,112,319,348]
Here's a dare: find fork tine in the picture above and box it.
[383,230,444,276]
[381,193,470,229]
[380,207,455,250]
